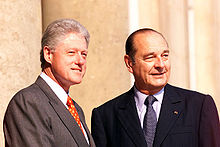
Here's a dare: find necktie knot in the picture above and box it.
[66,96,73,107]
[145,95,157,106]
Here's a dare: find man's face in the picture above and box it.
[126,32,171,94]
[49,33,88,88]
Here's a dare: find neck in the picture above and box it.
[135,84,164,95]
[43,67,70,93]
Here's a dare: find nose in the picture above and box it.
[154,56,165,68]
[75,52,86,65]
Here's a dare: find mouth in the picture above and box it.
[151,72,165,75]
[151,72,166,77]
[71,68,82,72]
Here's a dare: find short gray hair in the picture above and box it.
[40,18,90,70]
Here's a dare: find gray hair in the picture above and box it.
[40,18,90,70]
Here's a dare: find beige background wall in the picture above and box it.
[0,0,42,146]
[194,0,220,107]
[1,0,220,146]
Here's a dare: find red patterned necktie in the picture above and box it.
[66,96,84,135]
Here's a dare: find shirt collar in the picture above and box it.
[134,86,164,110]
[40,72,68,107]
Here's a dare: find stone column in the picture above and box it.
[139,0,160,30]
[159,0,190,88]
[194,0,220,111]
[42,0,130,128]
[0,0,42,146]
[214,0,220,111]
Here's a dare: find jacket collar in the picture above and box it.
[35,76,90,146]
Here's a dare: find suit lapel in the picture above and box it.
[75,103,96,147]
[154,84,184,146]
[80,120,96,147]
[116,88,147,147]
[35,76,89,147]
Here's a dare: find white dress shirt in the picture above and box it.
[40,72,89,144]
[134,86,164,128]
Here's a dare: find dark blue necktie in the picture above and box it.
[143,95,157,147]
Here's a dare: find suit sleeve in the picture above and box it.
[199,95,220,147]
[91,108,107,147]
[3,92,55,147]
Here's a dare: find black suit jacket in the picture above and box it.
[4,76,95,147]
[91,84,220,147]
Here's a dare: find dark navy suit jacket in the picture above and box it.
[91,84,220,147]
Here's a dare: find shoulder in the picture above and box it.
[6,81,48,112]
[166,84,208,96]
[93,87,134,112]
[15,82,44,100]
[165,84,213,103]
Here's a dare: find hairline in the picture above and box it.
[125,28,169,64]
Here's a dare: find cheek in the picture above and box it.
[82,64,86,71]
[66,58,77,66]
[165,64,171,72]
[53,54,66,65]
[165,60,171,68]
[144,63,154,72]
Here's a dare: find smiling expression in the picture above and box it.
[46,33,88,91]
[125,31,171,94]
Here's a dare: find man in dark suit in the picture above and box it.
[91,28,220,147]
[4,19,95,147]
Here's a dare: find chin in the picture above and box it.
[154,78,167,85]
[74,81,82,85]
[69,79,83,85]
[151,81,167,89]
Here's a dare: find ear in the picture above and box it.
[124,55,134,74]
[43,46,53,64]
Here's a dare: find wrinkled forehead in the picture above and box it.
[133,32,168,52]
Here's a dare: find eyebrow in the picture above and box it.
[144,52,154,57]
[142,49,170,58]
[66,48,88,51]
[146,49,169,55]
[163,50,170,53]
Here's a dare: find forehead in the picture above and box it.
[62,33,86,42]
[133,32,168,53]
[56,33,87,49]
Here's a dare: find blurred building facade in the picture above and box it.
[1,0,219,146]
